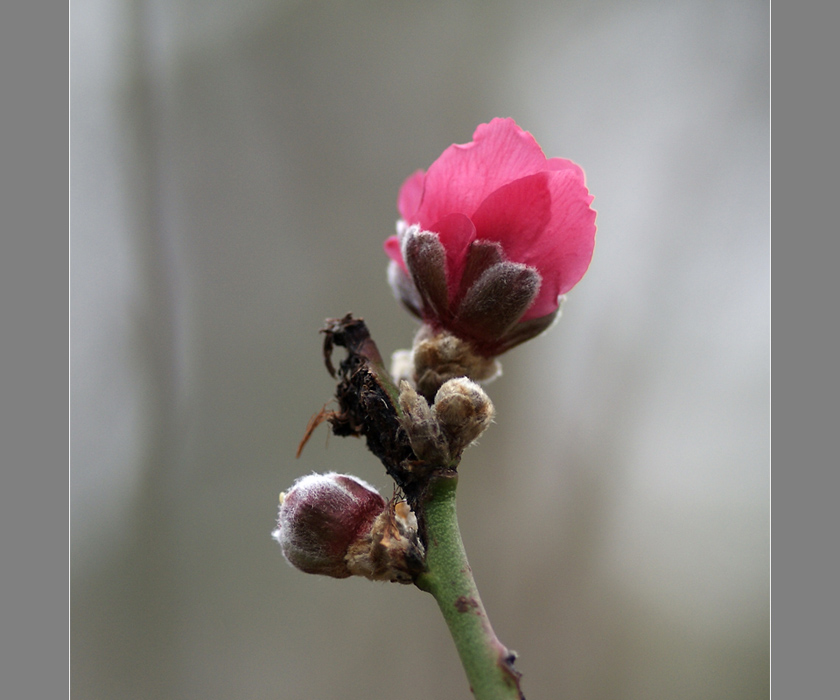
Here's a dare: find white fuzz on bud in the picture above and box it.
[390,349,415,386]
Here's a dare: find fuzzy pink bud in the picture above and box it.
[273,473,425,583]
[273,473,386,579]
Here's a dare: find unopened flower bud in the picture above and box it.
[273,473,425,583]
[273,473,386,579]
[432,377,495,459]
[398,380,450,464]
[412,327,501,402]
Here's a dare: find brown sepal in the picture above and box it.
[403,231,451,323]
[453,262,541,346]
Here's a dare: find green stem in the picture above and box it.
[415,474,524,700]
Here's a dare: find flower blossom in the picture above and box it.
[385,118,596,358]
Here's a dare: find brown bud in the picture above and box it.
[412,326,501,401]
[397,380,451,464]
[432,377,495,459]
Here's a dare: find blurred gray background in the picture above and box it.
[71,1,769,698]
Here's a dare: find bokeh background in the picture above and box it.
[71,1,769,698]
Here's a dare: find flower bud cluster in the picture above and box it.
[273,473,424,584]
[275,119,594,590]
[398,377,495,465]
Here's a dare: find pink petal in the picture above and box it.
[470,172,554,260]
[545,156,587,182]
[526,170,596,316]
[383,235,407,272]
[397,169,426,222]
[471,169,596,319]
[415,118,550,228]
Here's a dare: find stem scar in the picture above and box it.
[454,595,481,613]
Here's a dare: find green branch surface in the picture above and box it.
[415,474,524,700]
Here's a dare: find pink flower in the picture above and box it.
[385,118,596,356]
